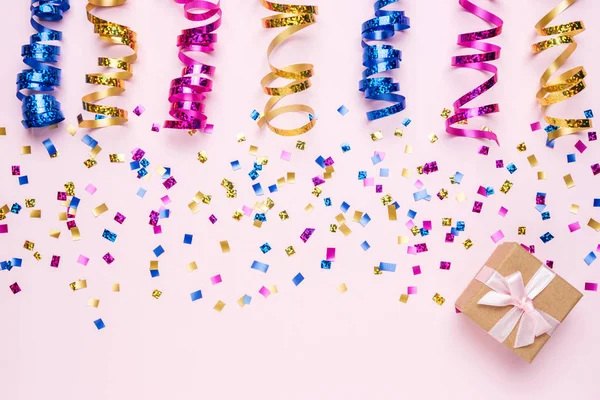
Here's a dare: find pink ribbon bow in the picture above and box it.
[475,265,561,348]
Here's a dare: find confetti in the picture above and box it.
[152,289,162,299]
[93,319,105,330]
[491,230,504,243]
[292,273,305,286]
[399,294,409,303]
[213,300,226,312]
[563,174,575,188]
[433,293,445,305]
[337,105,349,116]
[190,290,203,302]
[251,261,269,273]
[585,282,598,292]
[584,252,596,266]
[92,203,108,217]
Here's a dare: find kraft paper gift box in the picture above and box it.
[456,242,582,363]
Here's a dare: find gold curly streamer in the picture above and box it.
[257,1,318,137]
[532,0,590,141]
[78,0,138,129]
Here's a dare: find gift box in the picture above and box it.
[456,242,582,363]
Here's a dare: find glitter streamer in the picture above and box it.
[17,1,70,129]
[163,0,222,132]
[532,0,590,142]
[78,0,137,129]
[257,1,318,137]
[445,0,502,144]
[359,0,410,121]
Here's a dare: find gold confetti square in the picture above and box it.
[221,179,233,189]
[417,165,424,175]
[404,145,413,154]
[188,201,200,214]
[296,140,306,150]
[442,217,452,226]
[265,197,275,209]
[380,194,393,205]
[399,294,409,303]
[25,199,35,208]
[279,210,289,220]
[152,289,162,299]
[463,238,473,249]
[214,300,226,312]
[253,220,262,228]
[397,236,408,244]
[33,251,42,260]
[89,145,102,158]
[269,285,278,294]
[287,172,296,184]
[249,145,258,155]
[0,127,5,135]
[335,213,346,224]
[197,150,208,163]
[83,158,97,168]
[237,296,246,308]
[232,210,243,220]
[588,218,600,232]
[112,283,120,292]
[388,204,397,220]
[201,194,212,204]
[440,108,451,118]
[370,130,383,141]
[428,133,439,143]
[433,293,445,305]
[337,283,348,294]
[527,154,538,167]
[373,266,382,275]
[92,203,108,217]
[311,186,322,197]
[150,261,159,270]
[29,210,41,218]
[109,153,125,163]
[438,189,449,199]
[401,168,411,178]
[220,241,230,253]
[394,128,403,137]
[21,146,31,155]
[518,226,526,235]
[71,227,81,241]
[49,229,61,238]
[570,204,580,214]
[352,211,363,222]
[187,261,198,272]
[226,189,237,198]
[87,298,100,308]
[236,132,246,142]
[537,171,546,180]
[155,166,167,176]
[410,226,420,236]
[257,156,268,165]
[285,246,295,256]
[66,124,77,136]
[517,142,527,152]
[500,180,513,194]
[24,240,35,251]
[69,280,87,291]
[563,174,575,188]
[329,224,338,232]
[339,224,352,236]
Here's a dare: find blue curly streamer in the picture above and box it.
[359,0,410,121]
[16,1,70,129]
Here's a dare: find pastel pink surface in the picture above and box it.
[0,1,599,400]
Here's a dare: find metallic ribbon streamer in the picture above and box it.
[359,0,410,121]
[532,0,590,142]
[78,0,137,129]
[164,0,222,132]
[445,0,502,144]
[257,1,318,137]
[17,1,70,129]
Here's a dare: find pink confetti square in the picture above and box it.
[85,184,97,195]
[133,104,145,116]
[405,220,415,229]
[0,224,8,234]
[280,150,292,161]
[407,286,417,295]
[477,186,488,197]
[161,195,171,205]
[414,180,424,189]
[407,246,417,255]
[575,140,587,153]
[374,151,385,161]
[210,274,222,285]
[151,123,160,132]
[568,222,581,232]
[498,206,508,217]
[423,221,432,230]
[242,206,253,217]
[412,265,421,275]
[491,230,505,243]
[585,282,598,291]
[363,177,375,187]
[259,286,271,297]
[77,254,89,266]
[163,176,177,190]
[530,121,542,131]
[326,247,336,261]
[153,225,162,234]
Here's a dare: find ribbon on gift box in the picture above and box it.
[475,265,560,348]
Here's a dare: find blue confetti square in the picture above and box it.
[541,211,551,220]
[249,169,259,180]
[254,213,266,222]
[70,197,80,209]
[379,262,396,272]
[81,134,98,148]
[190,290,203,302]
[361,241,370,251]
[137,168,148,178]
[540,232,554,243]
[506,163,517,174]
[243,295,252,305]
[358,171,367,180]
[18,176,28,185]
[251,260,269,273]
[584,109,594,118]
[341,142,351,153]
[11,203,22,214]
[153,245,165,257]
[456,221,465,231]
[231,160,241,170]
[584,252,597,265]
[253,162,263,171]
[544,125,558,133]
[407,209,417,219]
[140,158,150,168]
[12,258,22,267]
[321,260,332,269]
[137,187,147,198]
[421,228,430,237]
[486,187,495,196]
[150,269,160,278]
[340,202,350,213]
[250,109,260,120]
[130,161,140,170]
[452,172,464,184]
[183,234,193,244]
[402,118,412,127]
[337,105,349,116]
[371,154,382,165]
[359,214,371,227]
[594,199,600,207]
[260,243,272,254]
[324,197,332,207]
[292,273,305,286]
[94,319,105,330]
[380,168,389,177]
[252,183,264,196]
[450,227,459,236]
[413,189,429,201]
[102,229,117,243]
[268,184,278,193]
[535,204,546,213]
[315,156,326,168]
[159,209,170,219]
[567,153,576,163]
[392,201,400,210]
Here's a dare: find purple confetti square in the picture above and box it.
[530,122,542,131]
[209,214,217,224]
[132,148,145,161]
[472,201,483,213]
[312,176,325,186]
[149,210,159,226]
[445,233,454,243]
[9,282,21,294]
[114,212,126,224]
[103,253,115,264]
[415,243,428,253]
[546,260,554,269]
[575,140,587,153]
[323,157,334,167]
[591,163,600,176]
[11,166,20,176]
[66,220,77,230]
[57,191,67,201]
[479,146,489,155]
[300,228,315,243]
[50,255,60,268]
[440,261,451,270]
[407,286,417,295]
[589,132,597,141]
[133,105,145,116]
[585,282,598,291]
[153,225,162,234]
[151,123,160,132]
[163,176,177,190]
[375,184,383,193]
[412,265,421,275]
[495,160,504,168]
[536,194,546,205]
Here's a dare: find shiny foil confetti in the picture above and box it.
[163,0,221,132]
[359,0,410,121]
[256,1,318,136]
[17,1,70,128]
[445,0,502,144]
[532,0,590,141]
[78,1,138,129]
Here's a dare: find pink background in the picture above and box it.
[1,0,600,398]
